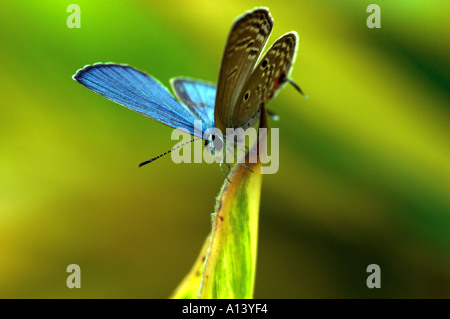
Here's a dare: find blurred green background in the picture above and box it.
[0,0,448,298]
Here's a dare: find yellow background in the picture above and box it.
[0,0,448,298]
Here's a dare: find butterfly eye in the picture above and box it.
[244,91,250,101]
[261,59,268,68]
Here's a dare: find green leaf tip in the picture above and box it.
[199,160,263,298]
[171,110,268,299]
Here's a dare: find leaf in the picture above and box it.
[198,159,263,298]
[171,110,268,299]
[170,235,210,299]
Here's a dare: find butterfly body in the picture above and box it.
[73,8,301,174]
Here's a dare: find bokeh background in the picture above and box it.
[0,0,448,298]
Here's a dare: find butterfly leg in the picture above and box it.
[224,142,254,174]
[230,150,254,173]
[239,162,254,173]
[234,142,250,155]
[220,160,232,183]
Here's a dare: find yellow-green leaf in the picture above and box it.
[198,160,263,298]
[171,111,268,299]
[170,236,210,299]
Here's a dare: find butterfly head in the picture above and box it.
[204,132,224,156]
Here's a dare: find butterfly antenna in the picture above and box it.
[139,137,202,167]
[288,79,308,99]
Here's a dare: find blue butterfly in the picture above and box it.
[73,63,217,157]
[73,8,304,178]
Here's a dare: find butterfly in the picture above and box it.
[73,8,304,178]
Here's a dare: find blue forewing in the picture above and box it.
[73,63,212,137]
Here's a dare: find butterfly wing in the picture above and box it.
[234,32,298,128]
[214,8,273,132]
[73,63,202,137]
[170,77,216,130]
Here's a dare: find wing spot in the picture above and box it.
[261,58,268,68]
